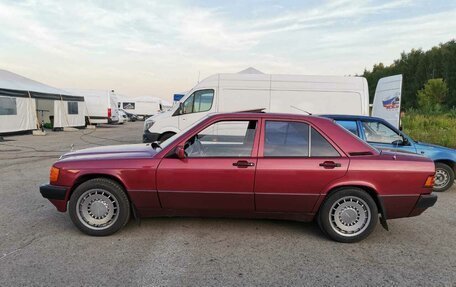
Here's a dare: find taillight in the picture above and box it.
[50,166,60,184]
[108,108,112,118]
[424,175,435,188]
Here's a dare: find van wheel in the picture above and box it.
[69,178,130,236]
[159,132,176,142]
[318,188,378,243]
[434,163,454,192]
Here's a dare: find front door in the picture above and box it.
[254,120,349,213]
[178,89,215,130]
[157,119,259,211]
[360,120,417,154]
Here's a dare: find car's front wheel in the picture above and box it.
[318,188,378,243]
[434,162,455,192]
[69,178,130,236]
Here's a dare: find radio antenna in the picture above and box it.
[290,105,312,115]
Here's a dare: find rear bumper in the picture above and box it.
[415,193,437,209]
[40,184,67,200]
[143,130,160,143]
[409,193,438,217]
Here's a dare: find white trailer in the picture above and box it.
[117,96,163,120]
[66,89,119,124]
[143,71,369,142]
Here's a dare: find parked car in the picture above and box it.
[40,112,436,243]
[323,115,456,192]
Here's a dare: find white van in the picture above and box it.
[67,89,119,124]
[143,73,369,142]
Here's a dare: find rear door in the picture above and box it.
[254,119,349,213]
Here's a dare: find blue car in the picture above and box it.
[322,115,456,192]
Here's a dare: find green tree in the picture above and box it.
[417,78,448,111]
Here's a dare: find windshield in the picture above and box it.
[158,115,212,150]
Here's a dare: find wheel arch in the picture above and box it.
[68,173,139,220]
[434,159,455,171]
[316,184,389,230]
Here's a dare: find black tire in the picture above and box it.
[158,132,176,142]
[434,162,455,192]
[69,178,130,236]
[318,188,378,243]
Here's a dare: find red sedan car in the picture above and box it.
[40,112,437,242]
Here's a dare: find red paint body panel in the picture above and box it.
[156,158,256,210]
[40,113,436,225]
[254,158,349,212]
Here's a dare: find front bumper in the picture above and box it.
[143,130,160,143]
[40,184,67,200]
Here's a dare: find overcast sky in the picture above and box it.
[0,0,455,101]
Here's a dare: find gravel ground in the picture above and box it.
[0,121,455,287]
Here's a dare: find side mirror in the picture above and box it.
[175,146,186,159]
[179,102,184,115]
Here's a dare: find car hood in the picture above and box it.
[415,141,456,152]
[59,144,159,161]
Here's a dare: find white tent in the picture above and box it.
[0,69,86,134]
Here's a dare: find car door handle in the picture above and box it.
[319,161,341,168]
[233,160,255,168]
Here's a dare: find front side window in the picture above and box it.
[0,97,17,115]
[181,90,214,114]
[362,121,402,144]
[184,120,257,157]
[336,120,359,136]
[68,102,79,115]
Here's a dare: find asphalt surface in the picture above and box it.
[0,121,455,287]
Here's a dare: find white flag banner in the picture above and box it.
[372,74,403,128]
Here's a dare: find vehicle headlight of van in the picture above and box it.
[144,120,155,131]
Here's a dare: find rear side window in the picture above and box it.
[336,120,358,136]
[264,121,340,157]
[264,121,309,157]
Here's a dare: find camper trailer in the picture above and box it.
[66,89,119,125]
[117,96,164,120]
[143,72,370,142]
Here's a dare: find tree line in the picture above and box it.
[362,40,456,110]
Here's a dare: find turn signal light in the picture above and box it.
[50,166,60,183]
[424,175,435,188]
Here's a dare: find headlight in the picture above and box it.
[144,120,155,131]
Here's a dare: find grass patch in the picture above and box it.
[402,110,456,148]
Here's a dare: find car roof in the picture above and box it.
[204,112,379,156]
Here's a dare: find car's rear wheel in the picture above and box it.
[434,162,454,192]
[69,178,130,236]
[318,188,378,243]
